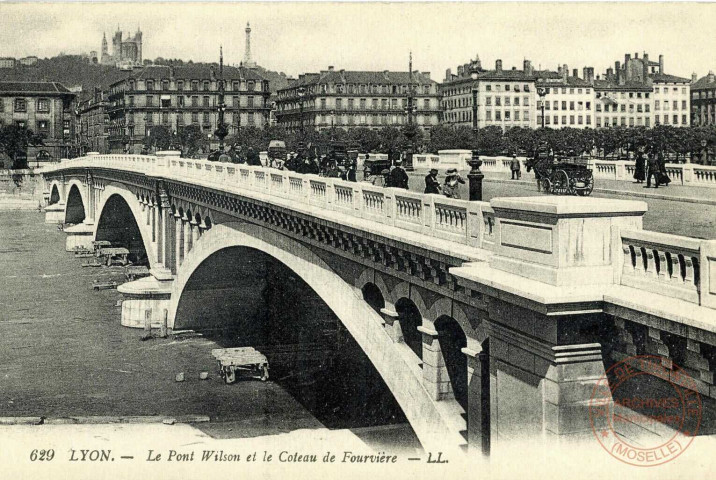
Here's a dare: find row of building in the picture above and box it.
[0,56,39,69]
[1,51,715,161]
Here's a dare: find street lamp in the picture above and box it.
[297,86,306,136]
[215,46,228,152]
[537,86,548,129]
[467,73,483,201]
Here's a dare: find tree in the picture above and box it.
[347,127,381,152]
[377,127,406,156]
[143,125,172,152]
[476,126,505,155]
[179,125,208,157]
[0,125,45,169]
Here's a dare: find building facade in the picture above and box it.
[536,66,595,129]
[0,81,76,164]
[78,89,109,154]
[691,71,716,126]
[101,27,143,68]
[106,64,271,153]
[0,57,16,69]
[18,56,38,67]
[275,66,441,132]
[441,58,537,130]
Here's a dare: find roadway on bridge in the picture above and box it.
[406,171,716,239]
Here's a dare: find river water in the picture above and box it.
[0,211,419,448]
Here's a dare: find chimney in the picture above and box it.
[558,65,563,75]
[445,68,452,81]
[625,53,631,65]
[562,64,568,81]
[495,59,502,72]
[606,67,613,80]
[457,65,464,76]
[634,52,639,59]
[572,68,578,79]
[691,72,698,83]
[659,55,664,74]
[512,66,516,71]
[587,67,595,83]
[523,59,533,75]
[709,70,715,82]
[328,66,334,71]
[422,71,431,80]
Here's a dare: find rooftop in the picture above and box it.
[283,69,436,90]
[110,64,267,86]
[692,72,716,90]
[0,81,73,94]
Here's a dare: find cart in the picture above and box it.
[99,247,130,266]
[211,347,269,384]
[362,158,391,186]
[528,150,594,196]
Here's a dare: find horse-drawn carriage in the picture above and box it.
[527,148,594,196]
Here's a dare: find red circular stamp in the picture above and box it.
[589,354,702,467]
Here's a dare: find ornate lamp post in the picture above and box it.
[468,72,483,201]
[537,86,548,129]
[403,52,417,171]
[297,86,306,137]
[214,46,228,152]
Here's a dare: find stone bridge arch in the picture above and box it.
[48,182,61,205]
[93,183,157,268]
[64,181,87,224]
[168,221,466,450]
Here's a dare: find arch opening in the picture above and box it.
[174,246,416,438]
[435,315,468,410]
[49,184,60,205]
[95,194,149,266]
[396,297,423,360]
[64,185,85,224]
[361,283,385,314]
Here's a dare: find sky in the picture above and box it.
[0,1,715,80]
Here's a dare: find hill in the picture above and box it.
[0,55,290,101]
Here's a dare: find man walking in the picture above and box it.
[387,158,409,189]
[510,154,521,180]
[424,168,441,194]
[645,152,660,188]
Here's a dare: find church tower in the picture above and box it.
[243,22,256,68]
[101,32,108,57]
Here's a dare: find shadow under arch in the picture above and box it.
[94,192,150,266]
[64,184,86,224]
[361,282,385,315]
[435,315,468,410]
[168,221,466,449]
[49,183,60,205]
[395,297,423,361]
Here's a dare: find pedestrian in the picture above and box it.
[424,168,441,194]
[645,153,660,188]
[633,152,646,183]
[246,147,261,166]
[658,152,671,186]
[443,168,466,199]
[510,154,521,180]
[347,161,357,182]
[387,158,409,189]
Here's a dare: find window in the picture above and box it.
[682,100,687,110]
[505,85,511,91]
[570,115,575,125]
[514,97,520,106]
[620,105,626,112]
[37,99,50,112]
[14,98,27,112]
[553,115,559,125]
[248,112,254,125]
[495,111,501,121]
[514,111,520,121]
[505,97,511,106]
[178,96,185,107]
[496,97,502,106]
[562,101,567,110]
[586,116,591,125]
[162,112,169,124]
[673,100,678,110]
[545,101,550,111]
[203,96,209,107]
[191,96,199,107]
[202,81,210,92]
[146,96,154,107]
[191,81,199,91]
[146,113,153,125]
[161,97,171,108]
[655,100,660,110]
[177,81,184,91]
[486,85,491,92]
[248,96,254,108]
[129,96,135,107]
[577,101,583,111]
[424,99,430,110]
[146,80,154,91]
[360,98,366,109]
[682,114,687,125]
[336,98,343,110]
[485,110,492,121]
[162,80,169,91]
[372,99,378,109]
[37,120,49,134]
[247,81,255,91]
[486,97,492,106]
[673,114,678,124]
[586,101,591,110]
[202,112,210,124]
[570,101,575,110]
[645,104,650,113]
[524,84,530,92]
[191,112,199,123]
[553,101,559,110]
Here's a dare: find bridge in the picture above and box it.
[40,152,716,454]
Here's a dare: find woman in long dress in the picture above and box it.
[633,152,646,183]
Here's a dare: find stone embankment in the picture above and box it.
[0,169,44,210]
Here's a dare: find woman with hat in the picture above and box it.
[443,168,465,199]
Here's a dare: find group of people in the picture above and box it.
[633,151,671,188]
[424,168,466,199]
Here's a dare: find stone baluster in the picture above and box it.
[644,249,657,278]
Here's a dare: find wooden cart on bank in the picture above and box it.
[212,347,270,384]
[99,247,130,266]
